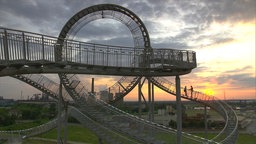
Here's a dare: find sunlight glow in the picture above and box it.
[204,89,214,96]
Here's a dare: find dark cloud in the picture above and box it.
[216,73,255,89]
[87,36,133,47]
[72,20,133,45]
[126,1,154,19]
[206,0,256,22]
[151,38,189,49]
[0,0,69,34]
[1,0,254,46]
[196,66,256,89]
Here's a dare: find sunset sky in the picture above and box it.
[0,0,255,101]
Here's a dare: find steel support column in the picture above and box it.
[63,102,68,144]
[91,78,94,94]
[147,77,155,122]
[138,78,142,118]
[57,80,62,144]
[148,78,152,121]
[204,105,208,140]
[152,81,155,122]
[175,75,182,144]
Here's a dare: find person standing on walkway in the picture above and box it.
[184,86,187,96]
[190,85,193,98]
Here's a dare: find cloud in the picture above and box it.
[206,0,256,22]
[0,0,255,100]
[1,0,253,48]
[216,73,255,89]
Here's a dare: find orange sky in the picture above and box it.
[0,0,255,101]
[97,21,255,101]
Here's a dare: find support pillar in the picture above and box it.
[204,105,208,140]
[91,78,94,94]
[152,81,155,122]
[63,102,68,144]
[175,75,182,144]
[138,78,142,118]
[57,80,62,144]
[148,78,152,121]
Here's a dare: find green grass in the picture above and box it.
[156,132,205,144]
[236,133,256,144]
[22,139,56,144]
[193,133,256,144]
[155,131,256,144]
[0,119,48,131]
[38,124,99,144]
[3,122,254,144]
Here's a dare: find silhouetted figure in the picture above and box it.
[184,86,187,96]
[190,86,193,98]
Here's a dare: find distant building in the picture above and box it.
[99,90,113,102]
[0,97,15,106]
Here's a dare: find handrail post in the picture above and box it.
[3,30,9,62]
[42,35,45,60]
[22,32,26,60]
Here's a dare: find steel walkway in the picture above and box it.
[0,28,196,77]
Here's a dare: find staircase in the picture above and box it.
[12,74,69,101]
[60,74,210,144]
[11,74,223,143]
[108,76,141,104]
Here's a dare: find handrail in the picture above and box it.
[0,116,60,140]
[0,27,196,71]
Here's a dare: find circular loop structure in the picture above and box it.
[56,4,152,104]
[56,4,151,62]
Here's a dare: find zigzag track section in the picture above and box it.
[150,77,238,144]
[9,74,214,143]
[3,74,238,144]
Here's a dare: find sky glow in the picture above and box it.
[0,0,255,101]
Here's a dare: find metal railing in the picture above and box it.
[0,27,196,70]
[12,74,70,101]
[0,117,58,140]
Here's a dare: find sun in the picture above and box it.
[204,89,214,96]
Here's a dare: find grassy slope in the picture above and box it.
[22,124,256,144]
[38,124,99,144]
